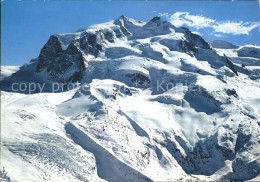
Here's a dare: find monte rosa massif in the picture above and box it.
[1,16,260,181]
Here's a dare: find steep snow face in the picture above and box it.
[1,16,260,181]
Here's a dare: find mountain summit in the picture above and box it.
[1,16,260,181]
[2,16,242,86]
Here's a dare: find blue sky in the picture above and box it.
[1,1,260,66]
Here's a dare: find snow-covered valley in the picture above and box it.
[1,16,260,181]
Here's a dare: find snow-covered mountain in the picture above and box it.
[1,16,260,181]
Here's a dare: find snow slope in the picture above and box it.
[1,16,260,181]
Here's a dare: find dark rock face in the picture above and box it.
[224,54,239,76]
[182,27,211,50]
[151,16,161,23]
[36,35,86,83]
[35,30,112,83]
[103,30,116,43]
[149,16,168,26]
[48,41,86,83]
[226,88,239,98]
[36,35,63,72]
[79,31,106,57]
[148,16,168,27]
[126,73,151,85]
[179,40,198,56]
[144,16,173,32]
[163,27,212,56]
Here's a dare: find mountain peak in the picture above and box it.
[115,15,145,26]
[145,16,169,27]
[150,16,162,22]
[118,15,128,20]
[116,15,130,22]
